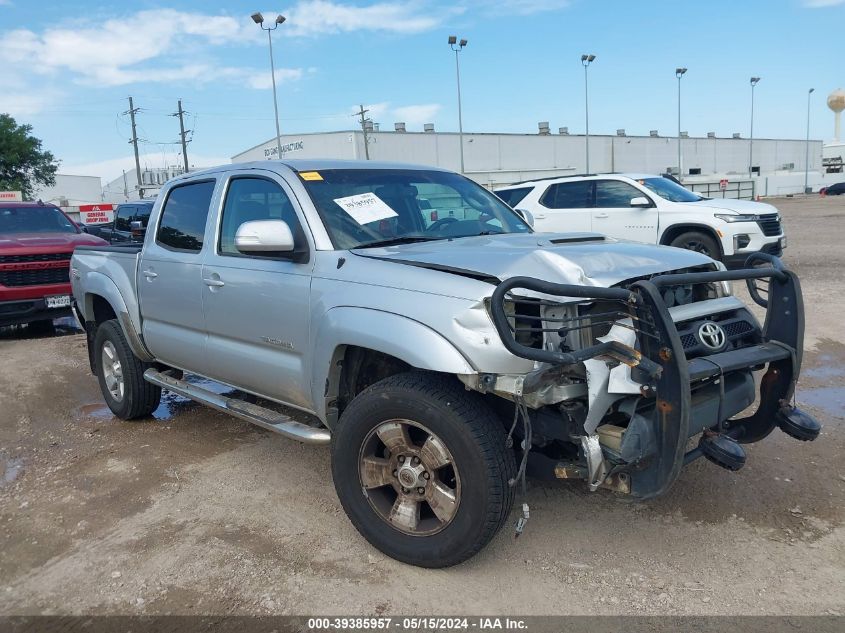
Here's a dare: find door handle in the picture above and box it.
[534,213,547,219]
[594,213,609,219]
[203,278,225,287]
[142,270,158,279]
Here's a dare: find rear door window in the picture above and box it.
[540,181,594,209]
[495,187,533,207]
[156,181,216,252]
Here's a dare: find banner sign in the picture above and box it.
[78,204,115,225]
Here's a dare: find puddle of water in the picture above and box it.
[0,316,82,341]
[2,456,24,486]
[798,386,845,419]
[802,363,845,381]
[77,403,116,420]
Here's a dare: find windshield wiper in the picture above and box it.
[356,235,442,249]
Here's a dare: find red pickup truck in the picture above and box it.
[0,202,107,327]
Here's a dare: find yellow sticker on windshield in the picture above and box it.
[299,171,323,181]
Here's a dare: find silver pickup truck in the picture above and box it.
[71,159,819,568]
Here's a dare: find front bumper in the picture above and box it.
[490,253,812,499]
[723,238,785,269]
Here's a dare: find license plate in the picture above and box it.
[780,236,788,249]
[45,294,71,309]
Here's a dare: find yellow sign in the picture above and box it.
[299,171,323,181]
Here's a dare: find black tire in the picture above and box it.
[331,371,515,568]
[94,319,161,420]
[669,230,721,260]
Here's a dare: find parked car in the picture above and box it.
[90,200,155,244]
[71,160,818,567]
[495,173,787,267]
[0,201,107,327]
[820,182,845,196]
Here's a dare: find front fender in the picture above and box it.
[311,307,476,426]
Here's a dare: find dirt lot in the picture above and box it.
[1,196,843,616]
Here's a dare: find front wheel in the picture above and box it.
[331,372,515,568]
[669,230,721,260]
[94,320,161,420]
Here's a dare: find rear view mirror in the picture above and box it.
[630,196,651,208]
[235,219,295,253]
[514,208,535,228]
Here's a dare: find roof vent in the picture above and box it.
[424,123,435,133]
[649,130,659,137]
[559,126,569,135]
[373,123,380,132]
[616,128,626,136]
[680,131,689,138]
[732,132,741,139]
[394,122,406,132]
[707,131,716,138]
[363,120,374,132]
[538,121,551,135]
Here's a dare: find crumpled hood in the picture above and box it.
[684,198,778,215]
[353,232,714,289]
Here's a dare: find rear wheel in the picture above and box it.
[94,320,161,419]
[331,371,515,568]
[669,230,721,260]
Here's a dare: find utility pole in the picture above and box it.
[173,99,191,173]
[355,104,371,160]
[125,96,143,198]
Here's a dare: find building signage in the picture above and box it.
[78,204,115,225]
[0,191,23,201]
[264,140,304,158]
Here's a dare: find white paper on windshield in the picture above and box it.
[334,192,398,225]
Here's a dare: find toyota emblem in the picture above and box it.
[698,322,727,351]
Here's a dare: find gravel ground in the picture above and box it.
[0,196,843,616]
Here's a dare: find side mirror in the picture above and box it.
[630,196,651,208]
[130,220,144,231]
[235,219,295,253]
[79,225,89,234]
[514,208,535,228]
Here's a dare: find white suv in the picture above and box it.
[495,173,786,267]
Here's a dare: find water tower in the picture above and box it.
[829,88,845,141]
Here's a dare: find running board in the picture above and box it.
[143,369,331,445]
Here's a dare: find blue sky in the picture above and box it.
[1,0,843,181]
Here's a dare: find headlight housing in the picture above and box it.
[714,213,759,223]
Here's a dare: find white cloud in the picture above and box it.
[349,102,441,130]
[281,1,448,36]
[802,0,845,6]
[475,0,570,14]
[66,152,232,185]
[246,68,312,90]
[0,9,280,89]
[393,103,442,127]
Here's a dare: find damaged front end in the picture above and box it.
[480,253,820,499]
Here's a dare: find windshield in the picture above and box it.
[0,206,79,235]
[638,177,704,203]
[298,169,532,249]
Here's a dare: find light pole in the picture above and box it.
[581,54,596,173]
[749,77,760,176]
[448,36,468,173]
[676,67,687,180]
[252,12,285,160]
[805,87,815,194]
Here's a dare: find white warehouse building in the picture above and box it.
[232,128,830,197]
